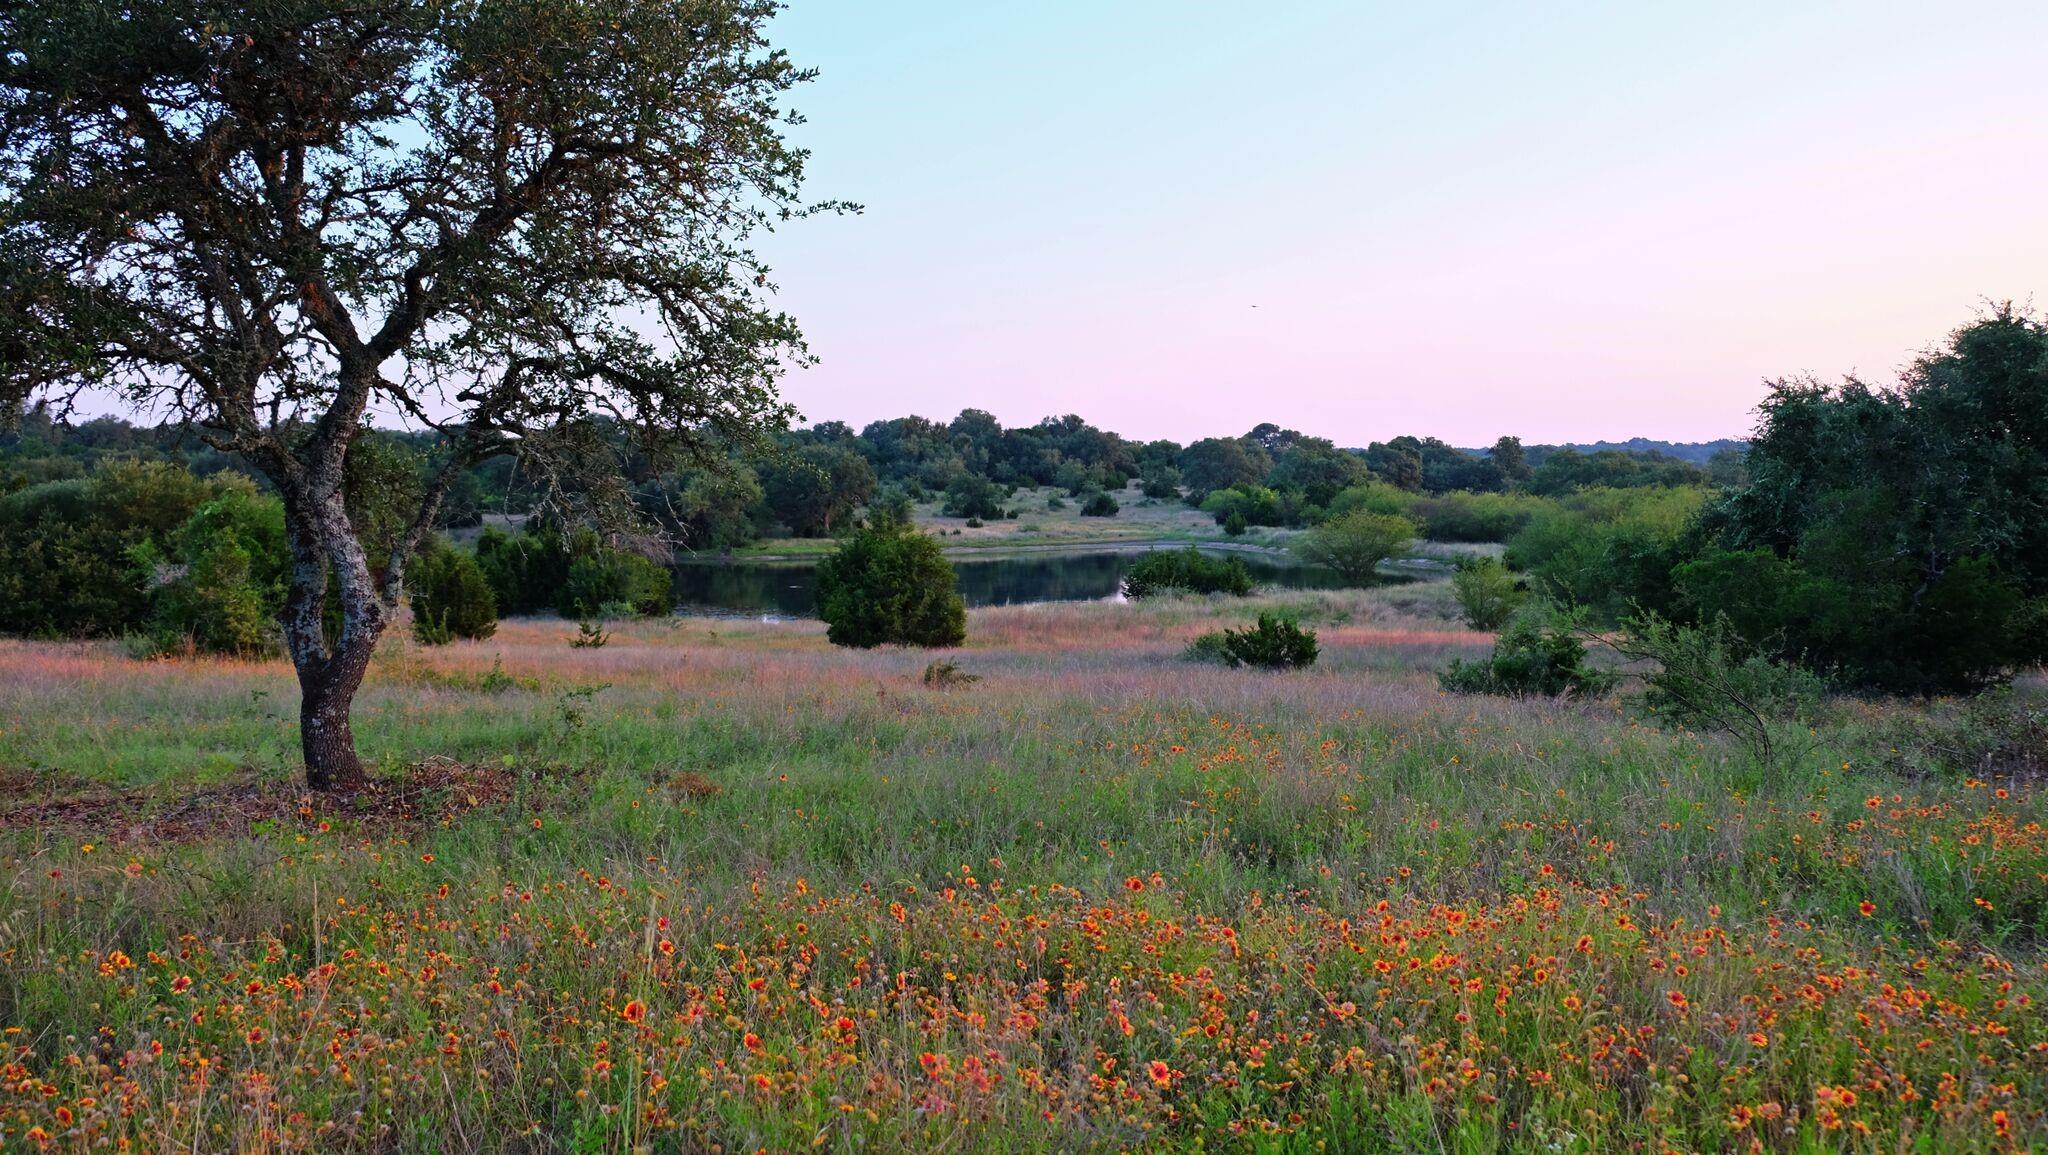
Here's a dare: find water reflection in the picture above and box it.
[671,547,1357,617]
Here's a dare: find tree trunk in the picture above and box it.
[280,482,386,792]
[300,659,368,791]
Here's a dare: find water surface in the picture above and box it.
[671,546,1359,617]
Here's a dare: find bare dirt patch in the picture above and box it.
[0,756,543,843]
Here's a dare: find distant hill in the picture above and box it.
[1543,438,1747,465]
[1456,438,1748,465]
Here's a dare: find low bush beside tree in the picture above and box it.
[0,460,221,638]
[138,484,290,655]
[476,526,573,617]
[477,525,671,620]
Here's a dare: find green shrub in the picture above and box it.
[1325,482,1412,520]
[558,549,673,619]
[475,525,571,615]
[468,524,671,621]
[1222,510,1247,536]
[146,537,274,654]
[1670,549,2037,695]
[1439,606,1614,698]
[140,485,290,655]
[1139,466,1180,499]
[1611,612,1827,766]
[0,460,221,638]
[1201,484,1296,529]
[1220,614,1319,669]
[1406,491,1548,543]
[1503,486,1708,620]
[1079,491,1119,517]
[1450,557,1524,630]
[1046,494,1068,511]
[921,660,981,689]
[1292,510,1415,586]
[1181,630,1233,665]
[941,473,1005,520]
[815,524,966,648]
[409,539,499,645]
[1121,547,1253,598]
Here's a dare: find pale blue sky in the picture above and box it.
[758,2,2048,444]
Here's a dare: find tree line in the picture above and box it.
[4,401,1733,548]
[1439,307,2048,704]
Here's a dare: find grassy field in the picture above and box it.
[0,583,2044,1152]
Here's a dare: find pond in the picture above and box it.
[670,545,1370,617]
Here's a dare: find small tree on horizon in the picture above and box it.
[1,0,832,788]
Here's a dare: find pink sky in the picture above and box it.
[757,2,2048,445]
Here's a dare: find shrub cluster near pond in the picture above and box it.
[1402,489,1550,542]
[1121,546,1254,598]
[476,525,672,620]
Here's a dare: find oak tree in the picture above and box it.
[2,0,827,787]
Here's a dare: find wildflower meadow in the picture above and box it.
[1,585,2043,1152]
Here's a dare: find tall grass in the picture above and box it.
[0,585,2042,1150]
